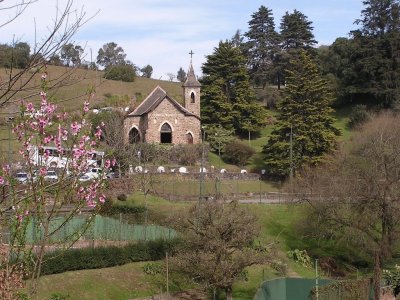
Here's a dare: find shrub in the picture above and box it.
[348,104,370,128]
[41,239,178,275]
[222,140,255,166]
[169,144,203,165]
[104,64,136,82]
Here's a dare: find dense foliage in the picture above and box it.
[222,140,256,166]
[245,5,280,88]
[41,239,178,275]
[104,63,136,82]
[263,50,339,178]
[0,42,30,69]
[201,41,266,135]
[319,0,400,108]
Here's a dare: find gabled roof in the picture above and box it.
[183,63,201,87]
[127,86,199,119]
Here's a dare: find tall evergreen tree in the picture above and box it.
[280,10,317,51]
[201,41,265,134]
[277,10,317,87]
[263,50,339,178]
[245,6,281,88]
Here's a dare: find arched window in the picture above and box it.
[160,123,172,143]
[129,127,140,144]
[186,132,193,144]
[190,92,195,103]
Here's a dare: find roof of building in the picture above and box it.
[127,86,199,119]
[183,63,201,87]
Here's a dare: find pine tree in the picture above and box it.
[263,50,339,178]
[280,10,317,51]
[277,10,317,87]
[245,6,281,88]
[201,41,266,134]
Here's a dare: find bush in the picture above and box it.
[222,140,255,166]
[348,104,370,128]
[41,239,178,276]
[99,199,146,215]
[169,144,203,165]
[104,64,136,82]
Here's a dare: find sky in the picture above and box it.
[0,0,364,79]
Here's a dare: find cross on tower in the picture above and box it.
[189,50,194,60]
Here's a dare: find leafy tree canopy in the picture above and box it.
[61,43,83,66]
[97,42,127,68]
[140,64,153,78]
[104,62,136,82]
[177,67,186,83]
[0,42,31,69]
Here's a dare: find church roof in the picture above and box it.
[183,63,201,87]
[128,86,199,118]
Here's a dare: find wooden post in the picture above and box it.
[166,252,169,300]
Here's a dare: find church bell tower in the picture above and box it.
[183,50,201,117]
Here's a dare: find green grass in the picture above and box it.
[333,106,352,141]
[33,203,337,300]
[34,261,164,300]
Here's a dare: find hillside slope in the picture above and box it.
[0,65,183,114]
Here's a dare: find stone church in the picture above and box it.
[124,61,201,144]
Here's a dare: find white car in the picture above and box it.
[79,168,103,182]
[15,172,29,184]
[44,170,58,182]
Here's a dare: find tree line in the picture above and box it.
[200,0,400,179]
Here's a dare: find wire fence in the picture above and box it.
[1,215,176,245]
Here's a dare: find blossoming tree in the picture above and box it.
[0,74,113,298]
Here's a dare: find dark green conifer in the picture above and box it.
[264,50,339,178]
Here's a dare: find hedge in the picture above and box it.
[40,239,178,276]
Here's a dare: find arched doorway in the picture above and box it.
[186,132,193,144]
[160,123,172,143]
[129,127,141,143]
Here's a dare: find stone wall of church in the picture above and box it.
[124,98,201,144]
[146,99,201,144]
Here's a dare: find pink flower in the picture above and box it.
[39,167,47,176]
[94,126,102,139]
[71,122,82,136]
[26,102,35,112]
[0,176,5,185]
[41,72,47,80]
[99,195,106,203]
[83,101,90,113]
[104,159,111,169]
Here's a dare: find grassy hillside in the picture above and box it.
[0,65,183,114]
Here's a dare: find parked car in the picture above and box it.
[79,168,103,182]
[44,170,58,182]
[15,172,29,184]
